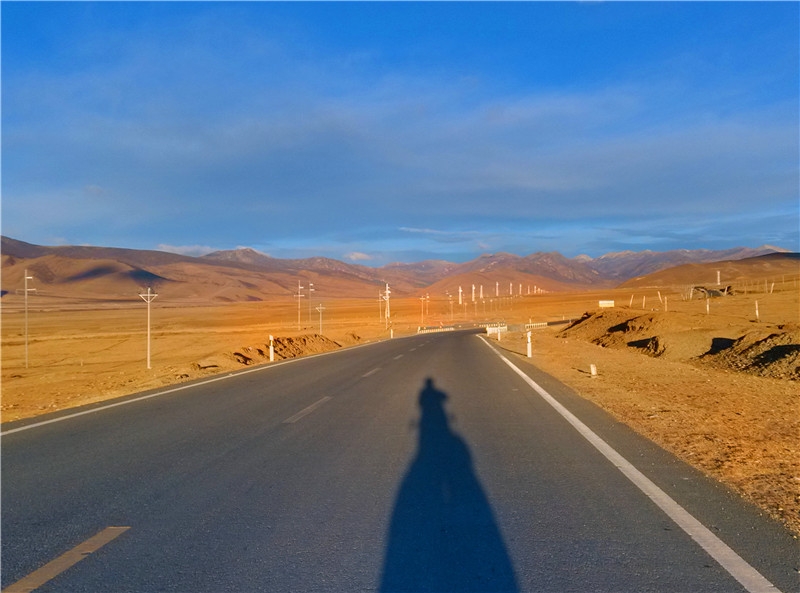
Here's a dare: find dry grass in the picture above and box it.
[2,282,798,535]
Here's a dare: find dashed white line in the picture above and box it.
[1,335,395,436]
[479,336,782,593]
[283,396,332,424]
[361,368,381,378]
[393,354,404,360]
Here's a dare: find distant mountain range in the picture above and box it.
[0,236,791,302]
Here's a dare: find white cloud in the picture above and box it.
[345,251,373,261]
[157,244,218,257]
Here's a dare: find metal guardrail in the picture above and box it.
[416,326,456,334]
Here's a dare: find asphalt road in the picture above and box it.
[2,330,798,592]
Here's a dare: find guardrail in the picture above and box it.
[416,326,456,334]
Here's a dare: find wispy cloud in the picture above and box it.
[157,244,218,257]
[3,3,797,259]
[344,251,372,262]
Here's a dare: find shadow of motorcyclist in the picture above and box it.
[380,377,518,592]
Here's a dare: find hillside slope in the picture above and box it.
[1,236,790,303]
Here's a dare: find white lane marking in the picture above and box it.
[283,396,332,424]
[408,348,417,352]
[479,337,782,593]
[393,354,404,360]
[2,526,130,593]
[1,336,398,437]
[361,367,381,378]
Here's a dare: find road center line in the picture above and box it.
[283,396,332,424]
[361,367,381,378]
[393,354,404,360]
[2,526,130,593]
[479,336,782,593]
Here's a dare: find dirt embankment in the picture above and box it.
[191,332,363,370]
[497,308,799,535]
[562,308,800,380]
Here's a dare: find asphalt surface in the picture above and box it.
[2,330,798,592]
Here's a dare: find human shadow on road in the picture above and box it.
[380,378,518,592]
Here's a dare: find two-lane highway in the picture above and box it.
[2,331,797,592]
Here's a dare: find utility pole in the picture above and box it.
[294,281,305,330]
[383,283,391,329]
[23,270,35,369]
[316,304,326,334]
[308,283,315,322]
[139,287,158,369]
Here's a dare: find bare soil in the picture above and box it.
[2,283,798,535]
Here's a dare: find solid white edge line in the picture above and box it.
[0,336,399,437]
[478,336,782,593]
[1,330,437,437]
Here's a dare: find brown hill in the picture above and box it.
[587,246,787,281]
[619,252,800,289]
[449,252,606,286]
[1,236,790,304]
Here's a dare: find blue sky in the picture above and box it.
[3,2,798,265]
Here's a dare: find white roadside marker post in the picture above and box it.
[590,364,597,378]
[269,335,274,362]
[526,331,532,358]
